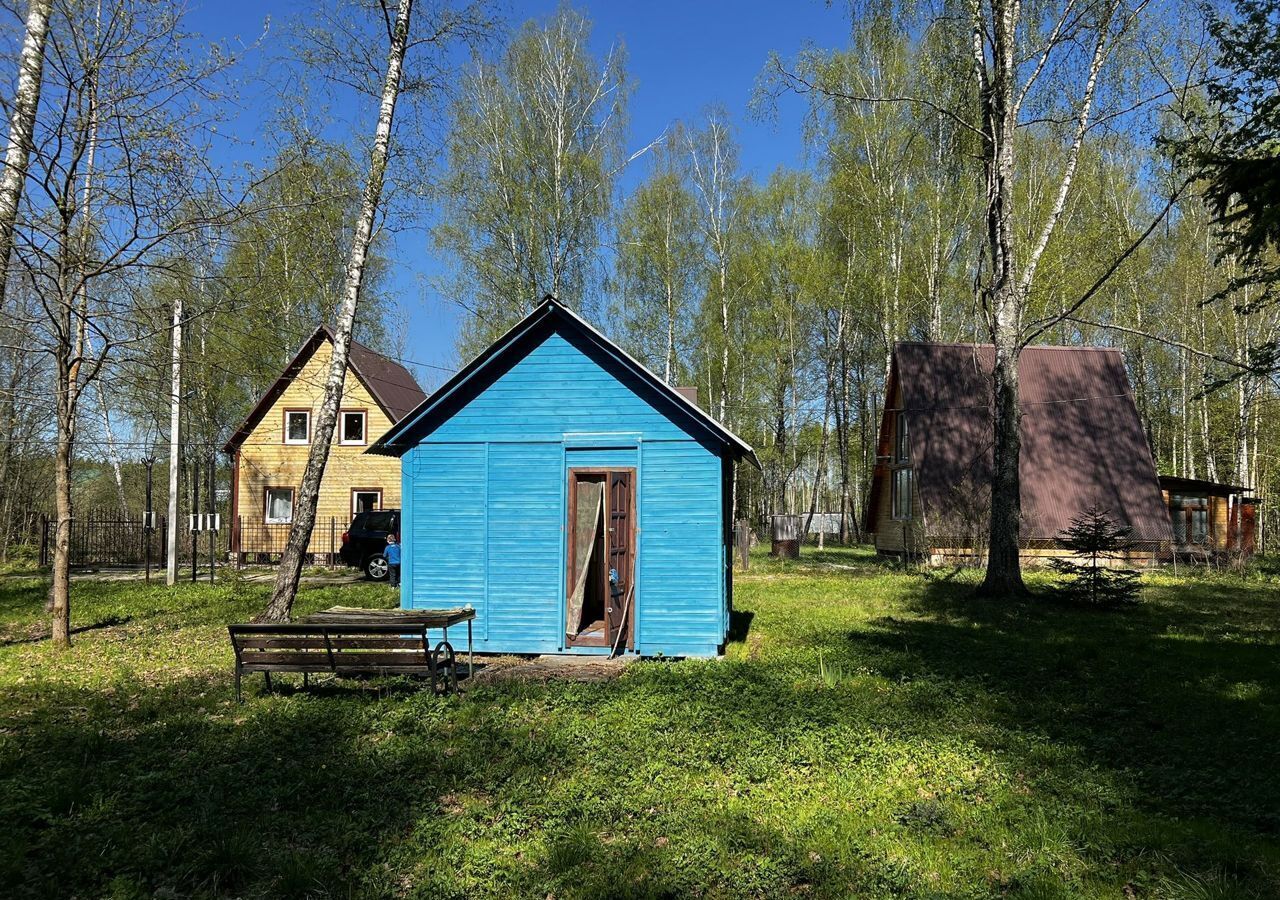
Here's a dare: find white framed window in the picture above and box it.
[284,410,310,445]
[340,410,367,446]
[352,489,382,514]
[265,487,294,524]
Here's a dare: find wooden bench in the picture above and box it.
[228,607,475,701]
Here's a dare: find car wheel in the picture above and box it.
[365,554,389,581]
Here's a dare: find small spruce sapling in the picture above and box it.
[1050,506,1142,605]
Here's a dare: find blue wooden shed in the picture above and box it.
[367,297,758,657]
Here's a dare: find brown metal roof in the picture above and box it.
[891,342,1173,543]
[222,326,427,453]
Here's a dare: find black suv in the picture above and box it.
[340,509,401,580]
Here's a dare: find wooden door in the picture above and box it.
[605,471,634,648]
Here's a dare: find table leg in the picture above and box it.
[468,619,474,678]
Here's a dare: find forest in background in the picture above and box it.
[0,0,1276,561]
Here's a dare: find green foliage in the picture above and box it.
[1050,506,1143,605]
[613,124,701,385]
[1,554,1278,896]
[1187,0,1280,266]
[117,140,396,454]
[435,5,629,357]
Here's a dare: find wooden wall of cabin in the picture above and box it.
[233,342,403,555]
[1160,489,1232,551]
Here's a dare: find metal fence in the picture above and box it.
[232,517,345,566]
[39,513,174,568]
[40,513,348,570]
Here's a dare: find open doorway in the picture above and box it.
[566,469,634,649]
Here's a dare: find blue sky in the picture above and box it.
[186,1,850,390]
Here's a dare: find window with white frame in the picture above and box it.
[340,410,367,445]
[284,410,310,444]
[265,487,294,524]
[352,489,381,514]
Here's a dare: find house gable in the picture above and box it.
[411,324,723,449]
[223,327,424,453]
[871,342,1173,549]
[370,298,756,465]
[228,334,421,556]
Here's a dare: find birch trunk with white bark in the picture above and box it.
[973,0,1028,596]
[262,0,414,621]
[0,0,52,307]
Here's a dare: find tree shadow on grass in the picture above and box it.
[2,571,1278,898]
[0,615,132,647]
[841,576,1280,839]
[0,671,579,898]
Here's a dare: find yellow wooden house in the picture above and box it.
[223,326,426,562]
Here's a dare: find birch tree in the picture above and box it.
[688,111,747,428]
[263,0,494,621]
[0,0,52,309]
[16,0,237,646]
[436,6,630,356]
[615,123,700,384]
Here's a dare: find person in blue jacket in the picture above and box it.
[384,533,402,587]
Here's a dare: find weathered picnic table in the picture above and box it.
[228,606,475,701]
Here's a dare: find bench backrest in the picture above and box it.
[228,623,436,672]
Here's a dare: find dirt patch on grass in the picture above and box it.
[469,654,634,685]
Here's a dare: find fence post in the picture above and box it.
[39,514,48,567]
[735,519,750,571]
[330,517,336,569]
[236,516,243,569]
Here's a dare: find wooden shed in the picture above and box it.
[368,297,758,657]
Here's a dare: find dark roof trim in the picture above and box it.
[367,297,759,467]
[222,326,425,453]
[1158,475,1252,496]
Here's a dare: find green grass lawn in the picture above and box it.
[1,551,1278,899]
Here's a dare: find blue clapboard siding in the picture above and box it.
[485,443,563,652]
[424,331,710,447]
[398,319,735,657]
[403,444,487,615]
[638,442,724,656]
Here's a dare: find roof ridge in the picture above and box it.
[895,340,1123,353]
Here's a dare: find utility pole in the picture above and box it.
[207,451,216,584]
[142,456,155,583]
[165,293,181,585]
[191,456,199,583]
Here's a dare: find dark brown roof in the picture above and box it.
[222,326,427,453]
[888,342,1173,543]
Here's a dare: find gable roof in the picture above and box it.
[875,341,1172,543]
[367,296,758,467]
[222,325,427,453]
